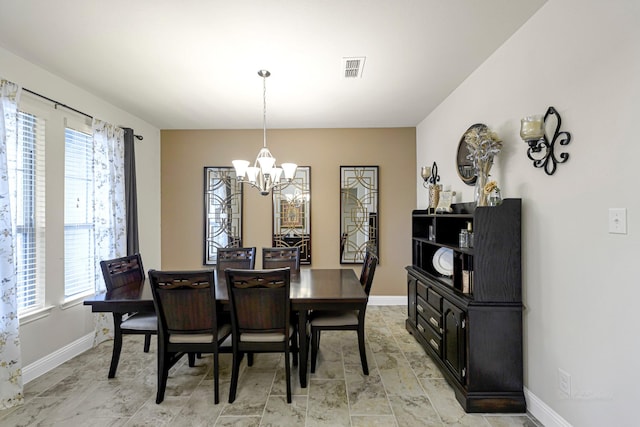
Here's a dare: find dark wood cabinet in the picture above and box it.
[406,199,525,413]
[442,299,465,383]
[407,275,417,324]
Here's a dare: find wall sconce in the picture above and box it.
[520,106,572,175]
[421,161,441,212]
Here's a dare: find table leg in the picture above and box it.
[298,309,308,388]
[109,313,124,378]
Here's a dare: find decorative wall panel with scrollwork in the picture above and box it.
[203,167,243,265]
[340,166,378,264]
[272,166,311,264]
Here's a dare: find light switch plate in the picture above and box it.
[608,208,627,234]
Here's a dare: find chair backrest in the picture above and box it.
[225,268,291,336]
[262,247,300,279]
[359,251,378,296]
[148,269,219,336]
[100,254,145,292]
[216,247,256,273]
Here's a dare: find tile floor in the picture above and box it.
[1,306,542,426]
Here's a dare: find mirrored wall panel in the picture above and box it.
[272,166,311,264]
[340,166,378,264]
[204,167,243,265]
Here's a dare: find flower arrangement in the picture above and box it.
[483,180,499,195]
[464,125,502,206]
[483,180,502,206]
[464,125,503,174]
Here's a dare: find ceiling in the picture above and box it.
[0,0,545,130]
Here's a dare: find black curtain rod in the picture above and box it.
[23,88,143,141]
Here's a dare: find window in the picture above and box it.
[64,125,95,299]
[8,110,46,315]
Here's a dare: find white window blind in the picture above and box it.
[64,125,95,298]
[8,110,46,315]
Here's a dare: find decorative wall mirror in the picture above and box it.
[203,167,243,265]
[456,123,485,186]
[272,166,311,264]
[340,166,379,264]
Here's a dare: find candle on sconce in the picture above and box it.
[520,115,545,142]
[421,166,431,181]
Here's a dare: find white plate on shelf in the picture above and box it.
[432,248,454,276]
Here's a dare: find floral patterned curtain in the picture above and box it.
[0,79,24,409]
[91,119,126,346]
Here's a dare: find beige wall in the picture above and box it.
[161,128,415,296]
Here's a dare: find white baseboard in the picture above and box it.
[369,296,406,305]
[525,387,573,427]
[22,332,95,384]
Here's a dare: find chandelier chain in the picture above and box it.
[262,72,267,149]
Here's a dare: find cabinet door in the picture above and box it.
[407,274,417,324]
[443,300,466,383]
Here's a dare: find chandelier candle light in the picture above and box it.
[232,70,297,196]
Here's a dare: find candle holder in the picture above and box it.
[520,106,572,175]
[421,162,441,212]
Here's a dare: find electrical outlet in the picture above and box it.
[558,368,571,397]
[609,208,627,234]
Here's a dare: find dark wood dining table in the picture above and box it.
[84,268,366,387]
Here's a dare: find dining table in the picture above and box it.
[84,268,367,388]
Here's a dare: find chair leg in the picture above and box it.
[156,349,169,404]
[357,325,369,375]
[285,348,292,403]
[310,328,319,373]
[291,328,299,368]
[108,314,124,378]
[247,352,254,366]
[143,333,151,353]
[188,352,196,367]
[213,351,220,404]
[291,313,299,368]
[229,351,241,403]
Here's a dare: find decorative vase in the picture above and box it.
[474,170,489,207]
[488,188,502,206]
[428,184,442,210]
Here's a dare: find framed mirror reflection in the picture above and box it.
[203,167,243,265]
[272,166,311,264]
[340,166,379,264]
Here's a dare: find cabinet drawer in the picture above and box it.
[416,280,428,301]
[417,296,442,331]
[427,288,442,310]
[417,316,442,357]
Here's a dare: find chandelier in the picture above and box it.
[232,70,297,196]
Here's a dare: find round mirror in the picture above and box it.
[456,123,486,186]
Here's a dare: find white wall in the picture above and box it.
[0,46,162,367]
[416,1,639,426]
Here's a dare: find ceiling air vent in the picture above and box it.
[342,57,366,78]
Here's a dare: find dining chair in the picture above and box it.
[224,267,296,403]
[148,269,231,404]
[216,247,256,273]
[216,246,257,365]
[262,246,301,368]
[262,247,300,279]
[100,253,157,378]
[310,250,378,375]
